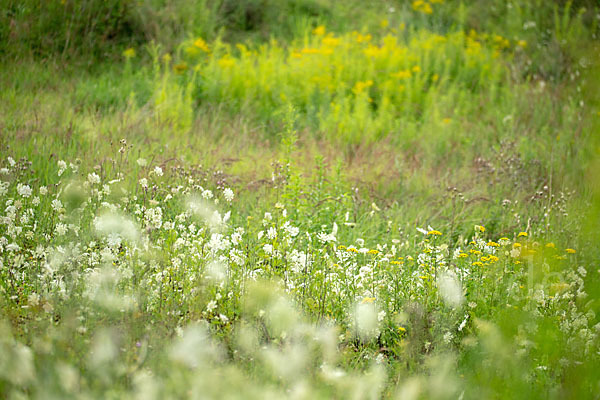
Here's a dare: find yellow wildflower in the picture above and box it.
[122,48,136,59]
[313,25,326,36]
[565,248,576,254]
[193,38,210,52]
[322,36,341,47]
[518,232,528,237]
[218,57,235,68]
[392,69,412,79]
[427,230,442,236]
[412,0,433,14]
[361,297,375,304]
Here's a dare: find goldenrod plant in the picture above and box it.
[0,0,599,398]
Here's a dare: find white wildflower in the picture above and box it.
[231,231,243,246]
[443,332,454,343]
[28,292,40,307]
[145,207,163,229]
[55,223,68,236]
[206,300,217,312]
[283,222,299,237]
[106,233,122,248]
[223,188,234,202]
[51,199,63,212]
[437,271,464,308]
[266,227,277,240]
[201,189,213,200]
[458,314,469,331]
[58,160,67,176]
[17,184,32,198]
[263,244,274,254]
[87,173,101,185]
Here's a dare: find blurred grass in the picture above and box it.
[0,0,599,398]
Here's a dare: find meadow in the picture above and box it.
[1,0,600,398]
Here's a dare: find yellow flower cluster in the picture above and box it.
[163,22,519,144]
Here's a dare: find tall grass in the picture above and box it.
[1,0,599,398]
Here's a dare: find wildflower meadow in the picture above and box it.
[1,0,600,398]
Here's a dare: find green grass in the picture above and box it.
[1,0,600,399]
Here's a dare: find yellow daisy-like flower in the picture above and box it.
[518,232,528,237]
[565,248,576,254]
[427,230,442,236]
[361,297,375,304]
[472,261,484,267]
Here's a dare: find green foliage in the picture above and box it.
[0,0,599,398]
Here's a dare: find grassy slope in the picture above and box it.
[1,0,600,398]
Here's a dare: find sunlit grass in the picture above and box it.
[1,0,599,398]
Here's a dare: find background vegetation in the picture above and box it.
[1,0,599,398]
